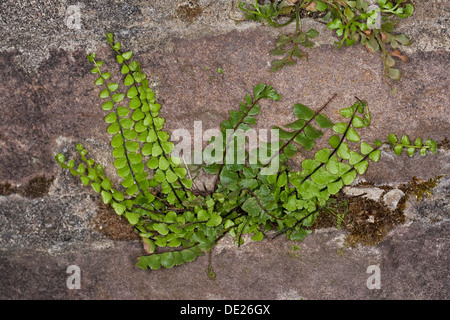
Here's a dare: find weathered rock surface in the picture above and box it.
[0,0,448,300]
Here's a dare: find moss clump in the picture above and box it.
[400,175,444,202]
[313,175,444,247]
[314,194,406,247]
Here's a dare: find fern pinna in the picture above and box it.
[56,34,436,271]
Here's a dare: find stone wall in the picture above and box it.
[0,0,448,299]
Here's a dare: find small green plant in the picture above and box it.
[55,34,436,272]
[322,198,349,230]
[239,0,414,91]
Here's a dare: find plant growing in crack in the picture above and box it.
[239,0,414,92]
[55,34,436,273]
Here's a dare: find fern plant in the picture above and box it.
[55,34,436,271]
[239,0,414,91]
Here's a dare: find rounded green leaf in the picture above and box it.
[360,142,374,155]
[129,96,141,109]
[107,83,119,92]
[107,122,120,135]
[349,151,364,165]
[113,146,125,158]
[388,133,398,144]
[80,176,90,186]
[154,169,166,182]
[394,145,403,155]
[368,149,381,162]
[105,112,117,124]
[140,143,152,156]
[161,141,174,154]
[327,180,343,195]
[337,142,351,160]
[111,134,124,148]
[401,134,410,145]
[124,74,134,86]
[128,152,143,164]
[101,190,112,204]
[166,169,178,183]
[159,157,170,171]
[101,178,112,190]
[293,103,315,121]
[116,54,124,64]
[112,191,125,202]
[346,127,360,142]
[55,153,66,164]
[159,252,175,269]
[305,124,323,140]
[339,107,354,118]
[112,93,125,103]
[132,109,145,121]
[121,174,134,188]
[277,172,288,187]
[315,148,331,163]
[146,158,158,171]
[206,214,222,227]
[333,122,348,134]
[91,182,101,193]
[302,158,321,171]
[329,135,341,149]
[95,77,104,86]
[315,0,328,11]
[420,147,427,156]
[352,116,365,128]
[122,51,133,60]
[125,141,140,152]
[388,68,401,81]
[99,89,110,99]
[111,201,126,215]
[315,114,334,128]
[123,130,138,140]
[354,160,369,174]
[126,184,139,196]
[342,170,357,185]
[114,156,127,169]
[121,64,130,74]
[153,223,169,236]
[152,144,163,157]
[102,101,114,111]
[414,137,423,147]
[425,139,437,154]
[119,118,134,130]
[325,155,339,175]
[181,179,193,189]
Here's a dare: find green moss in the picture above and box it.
[400,175,444,202]
[313,175,443,248]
